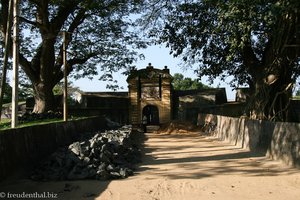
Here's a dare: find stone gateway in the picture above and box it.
[127,63,172,128]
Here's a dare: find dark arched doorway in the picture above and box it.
[142,105,159,125]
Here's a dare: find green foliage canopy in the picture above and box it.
[139,0,300,120]
[172,73,211,90]
[0,0,146,112]
[139,0,300,87]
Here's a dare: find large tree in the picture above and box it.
[139,0,300,121]
[0,0,145,113]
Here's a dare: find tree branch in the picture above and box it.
[269,82,293,121]
[36,0,50,35]
[19,16,40,27]
[54,8,86,66]
[19,52,39,83]
[241,40,260,77]
[68,54,97,66]
[0,0,9,37]
[50,1,80,33]
[53,52,97,85]
[28,0,41,6]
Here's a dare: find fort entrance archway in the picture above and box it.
[143,105,159,125]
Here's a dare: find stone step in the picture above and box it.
[146,125,160,132]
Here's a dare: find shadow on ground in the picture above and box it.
[136,132,299,180]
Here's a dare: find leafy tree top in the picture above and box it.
[0,0,147,85]
[172,73,211,90]
[138,0,300,88]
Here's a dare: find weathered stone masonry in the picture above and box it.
[127,64,172,127]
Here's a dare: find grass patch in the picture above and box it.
[0,118,11,130]
[0,116,90,130]
[292,96,300,100]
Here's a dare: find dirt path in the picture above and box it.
[1,132,300,200]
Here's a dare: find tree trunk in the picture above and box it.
[32,82,55,113]
[248,66,292,121]
[265,76,292,121]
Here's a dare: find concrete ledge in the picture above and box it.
[0,117,106,181]
[198,113,300,167]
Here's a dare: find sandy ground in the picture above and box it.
[1,131,300,200]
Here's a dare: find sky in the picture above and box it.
[73,45,236,100]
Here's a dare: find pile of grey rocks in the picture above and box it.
[31,125,141,181]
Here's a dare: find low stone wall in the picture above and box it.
[198,113,300,167]
[0,117,106,181]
